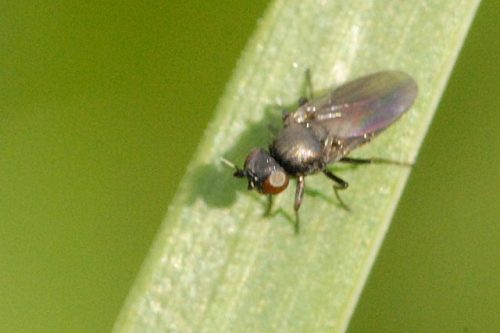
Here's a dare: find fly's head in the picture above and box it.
[234,148,289,195]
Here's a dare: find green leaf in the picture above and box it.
[114,1,480,332]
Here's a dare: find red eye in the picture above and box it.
[262,170,289,194]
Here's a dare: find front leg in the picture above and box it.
[293,176,305,234]
[264,195,274,217]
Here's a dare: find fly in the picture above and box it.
[226,70,418,233]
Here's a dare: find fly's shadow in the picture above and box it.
[185,101,294,208]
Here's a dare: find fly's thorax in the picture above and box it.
[270,123,326,175]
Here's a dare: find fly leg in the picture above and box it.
[264,195,273,217]
[293,176,305,234]
[323,170,351,212]
[340,157,413,167]
[298,68,314,106]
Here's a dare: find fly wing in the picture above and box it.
[309,70,417,140]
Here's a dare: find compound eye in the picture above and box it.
[262,170,289,194]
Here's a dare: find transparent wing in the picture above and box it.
[296,71,418,147]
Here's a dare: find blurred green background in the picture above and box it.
[0,1,497,332]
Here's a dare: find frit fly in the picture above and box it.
[225,70,418,233]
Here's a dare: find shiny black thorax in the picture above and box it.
[269,122,333,176]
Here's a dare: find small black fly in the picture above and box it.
[226,70,418,233]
